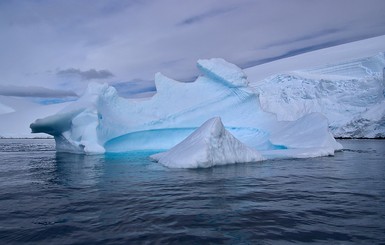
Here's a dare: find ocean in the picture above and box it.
[0,139,384,244]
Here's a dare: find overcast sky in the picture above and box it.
[1,0,385,97]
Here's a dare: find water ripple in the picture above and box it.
[0,139,384,244]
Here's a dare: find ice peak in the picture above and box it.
[197,58,248,87]
[151,117,264,168]
[154,72,181,93]
[204,116,223,138]
[84,82,117,98]
[187,116,224,142]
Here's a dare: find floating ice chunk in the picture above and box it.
[151,117,264,168]
[270,113,343,151]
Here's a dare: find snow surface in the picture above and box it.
[0,102,14,115]
[0,96,70,138]
[245,36,385,138]
[31,58,341,160]
[151,117,264,168]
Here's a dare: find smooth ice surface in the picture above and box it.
[151,117,264,168]
[31,58,341,161]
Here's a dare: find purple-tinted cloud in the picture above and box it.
[0,85,78,98]
[0,0,384,96]
[178,6,237,26]
[57,68,114,80]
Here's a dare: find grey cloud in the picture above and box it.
[57,68,114,80]
[112,80,156,98]
[242,34,377,69]
[243,40,346,68]
[1,0,385,91]
[264,28,344,49]
[178,6,237,26]
[0,85,78,98]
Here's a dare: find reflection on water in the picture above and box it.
[54,153,106,187]
[0,139,384,244]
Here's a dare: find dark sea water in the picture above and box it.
[0,139,384,245]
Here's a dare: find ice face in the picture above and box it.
[30,58,341,159]
[150,117,264,168]
[247,52,385,138]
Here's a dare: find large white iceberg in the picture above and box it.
[31,58,342,162]
[151,117,264,168]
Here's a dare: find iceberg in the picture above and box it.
[150,117,264,168]
[30,58,342,163]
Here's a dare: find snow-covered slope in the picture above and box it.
[245,35,385,81]
[0,96,70,138]
[245,36,385,138]
[151,117,264,168]
[0,102,15,115]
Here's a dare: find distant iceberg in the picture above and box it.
[151,117,264,168]
[31,58,342,164]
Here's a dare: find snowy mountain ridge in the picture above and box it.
[247,51,385,138]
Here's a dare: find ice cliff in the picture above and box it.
[31,58,341,163]
[246,52,385,138]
